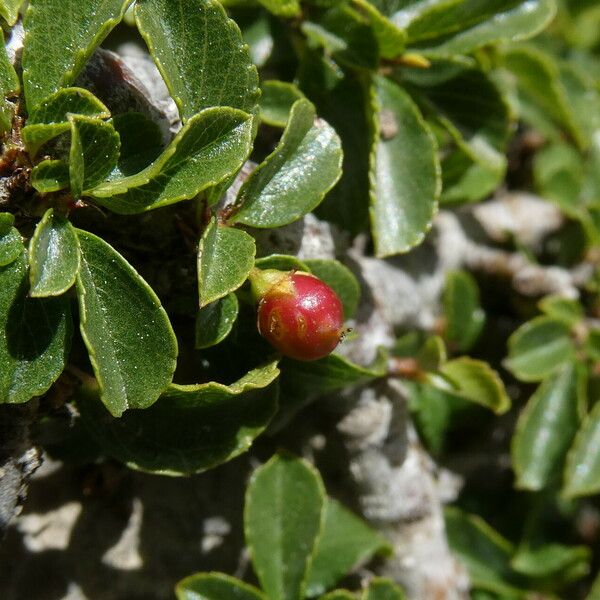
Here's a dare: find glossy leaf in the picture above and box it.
[564,400,600,498]
[29,209,80,297]
[511,542,590,582]
[75,229,178,417]
[195,293,239,349]
[22,87,110,155]
[231,99,342,228]
[504,316,575,382]
[30,160,70,193]
[245,453,325,600]
[135,0,259,121]
[260,80,305,128]
[303,259,360,319]
[22,0,133,111]
[512,362,586,491]
[0,251,72,404]
[371,76,439,257]
[306,499,391,597]
[320,592,356,600]
[78,361,279,474]
[88,107,253,214]
[0,41,19,132]
[256,0,300,17]
[255,254,310,273]
[197,219,255,307]
[362,579,406,600]
[69,115,120,198]
[438,358,510,414]
[176,573,267,600]
[351,0,405,59]
[0,214,23,266]
[413,0,557,57]
[0,0,25,25]
[443,270,485,352]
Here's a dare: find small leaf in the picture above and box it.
[256,0,300,17]
[0,251,72,404]
[564,400,600,498]
[320,592,357,600]
[0,39,19,133]
[245,453,326,600]
[504,316,575,382]
[538,295,584,327]
[29,209,80,297]
[195,294,239,349]
[255,254,310,272]
[69,115,120,198]
[135,0,259,121]
[587,569,600,600]
[416,335,447,372]
[75,229,178,417]
[362,579,406,600]
[260,80,306,128]
[0,214,23,266]
[0,0,25,25]
[437,358,510,414]
[176,573,267,600]
[88,107,253,214]
[371,76,439,257]
[198,219,255,308]
[78,361,279,474]
[231,99,343,228]
[413,0,557,57]
[30,160,70,193]
[443,270,485,352]
[512,362,586,491]
[351,0,405,59]
[511,543,590,582]
[303,259,360,319]
[22,0,133,111]
[445,507,526,597]
[22,87,110,155]
[306,499,391,598]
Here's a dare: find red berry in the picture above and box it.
[255,271,344,361]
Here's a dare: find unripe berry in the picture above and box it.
[250,268,344,361]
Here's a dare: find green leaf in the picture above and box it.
[30,160,70,193]
[563,399,600,498]
[0,251,72,404]
[195,294,239,349]
[320,592,357,600]
[0,0,25,25]
[256,0,300,17]
[538,295,584,326]
[22,0,133,111]
[88,107,253,214]
[255,254,310,272]
[512,362,586,491]
[445,507,525,597]
[245,453,326,600]
[231,99,342,228]
[135,0,259,121]
[412,0,557,57]
[260,81,306,128]
[75,229,178,417]
[0,214,23,266]
[176,573,267,600]
[0,40,19,133]
[351,0,406,59]
[504,316,575,382]
[198,219,255,308]
[302,5,379,70]
[69,115,120,198]
[303,259,360,319]
[29,209,80,297]
[78,361,279,474]
[362,579,406,600]
[443,270,485,352]
[416,335,447,372]
[371,76,439,257]
[110,112,164,178]
[502,45,586,150]
[22,87,110,155]
[511,543,590,582]
[306,499,391,597]
[586,569,600,600]
[437,358,510,414]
